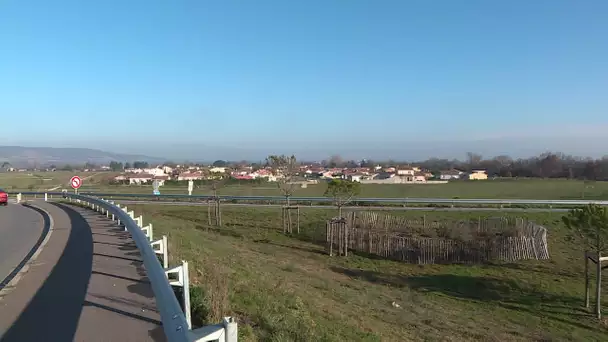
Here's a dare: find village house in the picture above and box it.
[177,172,204,181]
[465,170,488,180]
[396,167,415,176]
[127,173,169,185]
[232,174,254,180]
[209,167,227,173]
[412,172,427,182]
[251,169,277,182]
[113,174,128,181]
[348,173,365,182]
[439,169,464,180]
[125,167,166,177]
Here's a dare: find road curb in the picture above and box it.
[0,203,54,297]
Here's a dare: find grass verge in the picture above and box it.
[120,204,607,341]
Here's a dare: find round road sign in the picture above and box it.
[70,176,82,189]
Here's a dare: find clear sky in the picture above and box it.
[1,0,607,160]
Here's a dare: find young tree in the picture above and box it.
[562,204,608,319]
[267,154,299,234]
[207,173,227,227]
[562,204,608,254]
[324,179,361,257]
[324,179,361,218]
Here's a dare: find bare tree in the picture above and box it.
[466,152,483,170]
[328,154,344,168]
[267,154,300,234]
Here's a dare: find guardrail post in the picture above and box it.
[165,260,192,329]
[141,223,153,241]
[116,205,121,225]
[62,193,238,341]
[151,235,168,269]
[223,317,238,342]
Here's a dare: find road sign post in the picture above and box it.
[188,180,194,196]
[70,175,82,193]
[153,179,161,196]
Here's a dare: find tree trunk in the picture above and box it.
[284,196,291,234]
[207,201,212,228]
[216,199,222,226]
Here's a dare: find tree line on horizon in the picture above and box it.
[373,152,608,181]
[275,152,605,181]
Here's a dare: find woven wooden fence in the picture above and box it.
[326,211,549,264]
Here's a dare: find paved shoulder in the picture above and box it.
[0,202,165,342]
[0,204,46,288]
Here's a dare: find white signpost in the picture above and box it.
[70,175,82,193]
[188,180,194,196]
[153,179,161,196]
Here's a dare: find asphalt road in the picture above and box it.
[111,200,570,212]
[0,204,45,286]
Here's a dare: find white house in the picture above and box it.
[348,174,364,182]
[128,173,168,185]
[177,172,203,181]
[143,168,165,177]
[397,168,415,176]
[209,167,227,173]
[439,170,464,180]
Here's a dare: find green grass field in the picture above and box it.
[0,171,106,191]
[80,178,608,200]
[5,174,608,202]
[118,203,608,341]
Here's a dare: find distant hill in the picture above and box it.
[0,146,166,168]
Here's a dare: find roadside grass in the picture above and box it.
[0,171,118,192]
[0,171,98,191]
[83,179,608,200]
[124,203,608,341]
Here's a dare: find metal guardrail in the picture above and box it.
[26,193,238,342]
[10,191,608,206]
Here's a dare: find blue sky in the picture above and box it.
[1,0,607,160]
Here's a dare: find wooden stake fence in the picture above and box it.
[326,211,550,264]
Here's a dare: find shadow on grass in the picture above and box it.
[489,261,580,278]
[255,240,327,256]
[330,267,606,333]
[195,224,244,238]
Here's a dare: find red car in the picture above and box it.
[0,189,7,206]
